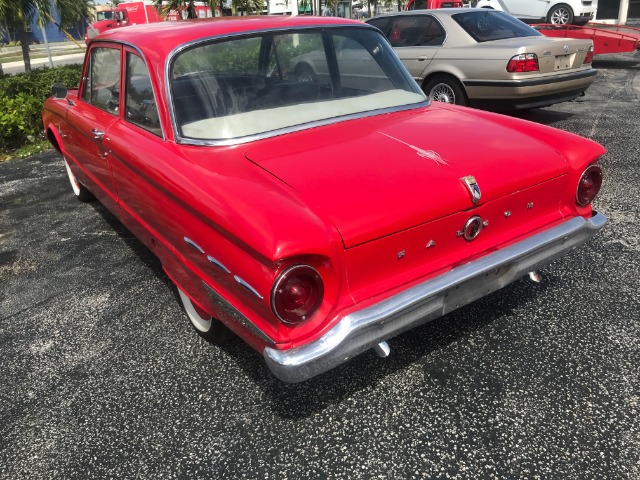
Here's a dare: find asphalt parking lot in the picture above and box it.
[1,52,639,478]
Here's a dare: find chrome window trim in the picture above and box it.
[171,102,429,147]
[124,50,165,139]
[164,24,427,146]
[84,39,166,141]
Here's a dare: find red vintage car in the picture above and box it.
[43,16,606,382]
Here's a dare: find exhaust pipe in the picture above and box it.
[528,271,542,283]
[374,341,390,358]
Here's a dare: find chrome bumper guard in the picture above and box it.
[264,212,607,383]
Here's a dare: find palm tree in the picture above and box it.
[0,0,93,72]
[154,0,263,19]
[154,0,210,19]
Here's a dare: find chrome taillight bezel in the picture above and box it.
[271,264,324,325]
[576,164,603,206]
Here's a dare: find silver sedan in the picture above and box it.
[367,9,597,110]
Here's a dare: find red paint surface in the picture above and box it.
[536,23,640,55]
[44,17,606,352]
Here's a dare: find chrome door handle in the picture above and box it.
[417,56,429,61]
[91,129,105,140]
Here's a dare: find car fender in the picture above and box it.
[475,0,504,11]
[419,64,467,91]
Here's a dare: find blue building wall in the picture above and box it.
[30,8,89,43]
[1,7,89,44]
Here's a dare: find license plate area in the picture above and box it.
[554,54,574,71]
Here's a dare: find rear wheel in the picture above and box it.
[423,75,467,106]
[178,288,230,341]
[63,156,94,202]
[547,4,574,25]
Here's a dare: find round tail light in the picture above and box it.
[576,165,603,206]
[271,265,324,324]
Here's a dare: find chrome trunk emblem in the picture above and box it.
[461,216,484,241]
[460,175,481,204]
[563,44,570,53]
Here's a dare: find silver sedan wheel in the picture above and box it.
[550,7,571,24]
[429,83,456,104]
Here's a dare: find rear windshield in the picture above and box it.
[452,10,541,43]
[170,27,425,142]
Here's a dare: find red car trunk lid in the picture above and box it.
[244,107,567,248]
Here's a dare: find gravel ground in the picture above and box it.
[1,52,639,479]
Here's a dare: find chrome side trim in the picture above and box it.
[202,282,273,344]
[207,255,230,274]
[234,276,263,300]
[183,237,204,254]
[263,212,607,383]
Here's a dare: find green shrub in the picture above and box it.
[0,93,43,148]
[0,64,83,152]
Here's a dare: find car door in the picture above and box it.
[501,0,547,18]
[103,48,173,251]
[386,15,446,80]
[64,43,122,211]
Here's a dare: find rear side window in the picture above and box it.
[125,53,162,137]
[82,47,121,115]
[387,16,446,47]
[367,18,390,35]
[452,10,541,42]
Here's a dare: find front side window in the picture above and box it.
[170,27,425,142]
[125,53,162,137]
[452,11,541,43]
[96,11,114,21]
[82,46,121,116]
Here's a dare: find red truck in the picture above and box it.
[86,1,214,43]
[406,0,464,10]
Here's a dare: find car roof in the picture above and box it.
[368,8,488,19]
[94,16,367,58]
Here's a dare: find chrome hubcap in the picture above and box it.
[430,83,455,104]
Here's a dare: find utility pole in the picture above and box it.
[618,0,629,25]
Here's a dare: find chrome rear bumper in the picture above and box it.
[263,212,607,383]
